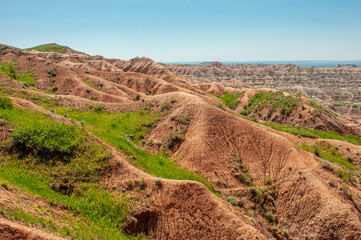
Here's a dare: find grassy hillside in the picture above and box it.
[0,97,139,239]
[25,43,68,53]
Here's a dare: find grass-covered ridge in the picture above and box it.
[0,61,36,86]
[241,91,302,117]
[0,102,140,239]
[264,122,361,146]
[298,141,358,183]
[307,100,337,116]
[0,92,215,192]
[240,90,337,117]
[25,43,68,53]
[52,107,216,193]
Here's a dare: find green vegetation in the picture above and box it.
[52,107,215,192]
[0,61,36,86]
[307,100,337,116]
[10,122,85,161]
[0,205,64,234]
[0,87,60,108]
[338,101,361,107]
[264,122,361,146]
[89,104,105,112]
[219,91,244,109]
[240,91,337,118]
[85,79,100,91]
[231,152,278,225]
[0,106,140,239]
[298,141,358,183]
[241,91,301,117]
[25,43,68,53]
[0,96,13,109]
[298,141,359,172]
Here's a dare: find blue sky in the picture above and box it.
[1,0,361,61]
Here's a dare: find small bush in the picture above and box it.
[9,122,85,161]
[160,102,170,111]
[249,186,263,199]
[90,105,105,113]
[0,96,13,109]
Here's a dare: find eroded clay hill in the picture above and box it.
[169,62,361,120]
[1,44,361,239]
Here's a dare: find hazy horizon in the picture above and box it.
[2,0,361,62]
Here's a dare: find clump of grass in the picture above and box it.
[9,122,85,162]
[298,141,359,173]
[0,96,13,109]
[89,104,105,112]
[264,122,361,146]
[85,80,100,91]
[0,61,36,86]
[48,85,58,93]
[219,91,243,109]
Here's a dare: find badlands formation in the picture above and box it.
[0,44,360,239]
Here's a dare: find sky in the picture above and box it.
[1,0,361,62]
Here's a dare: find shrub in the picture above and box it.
[2,61,16,78]
[90,105,105,113]
[9,122,85,161]
[249,186,263,199]
[0,96,13,109]
[160,102,170,111]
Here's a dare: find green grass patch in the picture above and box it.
[0,205,58,230]
[25,43,68,53]
[10,121,85,161]
[0,96,13,109]
[0,88,59,109]
[52,107,216,193]
[0,166,135,240]
[298,141,359,172]
[242,91,301,117]
[264,122,361,146]
[307,100,337,116]
[0,106,140,239]
[219,91,243,110]
[0,61,36,86]
[85,79,100,91]
[338,101,361,107]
